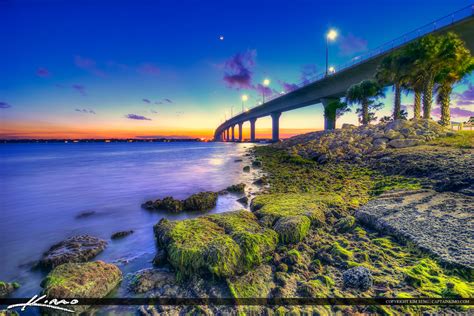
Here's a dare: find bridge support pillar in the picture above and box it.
[321,98,340,130]
[238,123,243,142]
[231,126,235,142]
[226,128,229,141]
[250,118,257,142]
[271,112,281,142]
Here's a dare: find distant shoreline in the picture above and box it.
[0,138,205,144]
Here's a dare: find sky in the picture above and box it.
[1,0,473,139]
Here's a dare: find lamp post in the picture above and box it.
[262,78,270,103]
[326,29,338,76]
[241,94,248,113]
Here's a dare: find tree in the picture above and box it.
[323,99,350,130]
[346,80,384,125]
[435,33,474,126]
[376,52,409,119]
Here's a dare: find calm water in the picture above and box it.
[0,142,250,298]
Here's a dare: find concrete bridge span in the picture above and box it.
[214,6,474,142]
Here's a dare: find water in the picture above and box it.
[0,142,250,298]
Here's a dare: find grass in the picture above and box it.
[427,130,474,149]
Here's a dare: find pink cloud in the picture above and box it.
[36,67,50,77]
[338,34,368,56]
[74,55,106,77]
[223,50,256,89]
[0,101,12,109]
[125,114,152,120]
[432,106,474,118]
[138,63,160,76]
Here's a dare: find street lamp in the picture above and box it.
[241,94,248,112]
[262,78,270,103]
[326,29,338,76]
[328,66,336,74]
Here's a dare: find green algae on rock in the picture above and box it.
[154,210,278,279]
[41,261,122,313]
[182,191,218,211]
[0,281,19,298]
[227,264,275,298]
[273,215,311,244]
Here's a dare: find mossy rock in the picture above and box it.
[226,183,246,193]
[273,215,311,244]
[243,166,251,172]
[298,279,331,297]
[154,210,278,279]
[334,216,356,233]
[160,196,184,212]
[41,261,122,313]
[227,264,275,298]
[0,281,19,298]
[183,191,218,211]
[251,193,339,227]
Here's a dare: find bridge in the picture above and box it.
[214,5,474,142]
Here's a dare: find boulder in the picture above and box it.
[343,266,372,291]
[111,230,134,240]
[226,183,246,193]
[129,268,176,293]
[160,197,184,212]
[243,166,251,172]
[0,282,19,298]
[341,124,355,129]
[388,138,421,148]
[41,261,122,313]
[334,216,355,233]
[152,249,167,267]
[252,160,262,168]
[237,196,249,206]
[273,215,311,244]
[384,129,403,140]
[40,235,107,268]
[183,191,218,211]
[226,264,275,298]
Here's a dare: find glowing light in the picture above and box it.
[219,35,224,41]
[241,94,248,102]
[263,78,270,86]
[327,29,338,41]
[328,66,336,74]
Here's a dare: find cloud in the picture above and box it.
[138,63,160,76]
[279,81,299,92]
[455,84,474,104]
[338,34,368,56]
[254,83,276,98]
[0,101,12,109]
[72,84,87,96]
[155,101,163,105]
[300,64,318,83]
[432,106,474,118]
[36,67,50,77]
[223,50,256,89]
[164,98,173,103]
[75,108,96,114]
[142,98,151,104]
[125,114,152,120]
[150,109,158,114]
[74,55,106,77]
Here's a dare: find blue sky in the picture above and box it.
[1,0,473,138]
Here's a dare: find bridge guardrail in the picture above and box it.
[233,4,474,117]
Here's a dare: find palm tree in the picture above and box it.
[323,99,350,130]
[346,80,384,125]
[435,34,474,126]
[376,52,409,120]
[404,72,424,119]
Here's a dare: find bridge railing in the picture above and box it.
[233,4,474,117]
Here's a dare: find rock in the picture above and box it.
[152,249,167,267]
[342,266,372,291]
[40,235,107,268]
[253,177,267,186]
[160,196,184,212]
[75,211,96,219]
[384,129,403,140]
[388,138,421,148]
[226,183,246,193]
[183,191,218,211]
[41,261,122,313]
[373,137,389,146]
[385,119,410,131]
[341,124,355,129]
[243,166,251,172]
[0,281,20,297]
[129,268,176,293]
[334,216,355,233]
[111,230,134,239]
[154,210,277,279]
[237,196,249,206]
[356,190,474,269]
[226,264,275,298]
[273,215,311,244]
[234,159,243,162]
[252,160,262,168]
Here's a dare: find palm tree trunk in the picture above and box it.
[422,76,434,119]
[362,100,369,125]
[393,83,401,119]
[413,90,421,119]
[439,84,452,126]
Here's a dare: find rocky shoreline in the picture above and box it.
[1,122,472,315]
